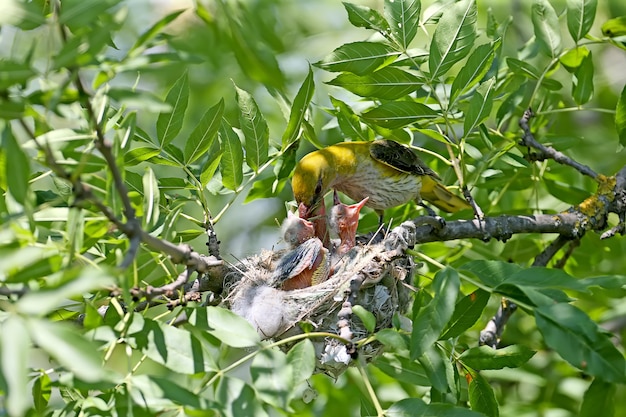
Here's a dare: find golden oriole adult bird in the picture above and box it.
[293,139,470,227]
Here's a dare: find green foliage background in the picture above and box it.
[2,0,626,416]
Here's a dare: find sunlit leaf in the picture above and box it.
[429,0,477,79]
[142,167,160,227]
[287,339,316,385]
[362,101,438,130]
[450,41,498,105]
[184,98,224,164]
[28,318,110,383]
[282,65,315,147]
[219,119,244,191]
[464,79,495,136]
[343,2,391,35]
[156,72,189,147]
[329,67,422,100]
[128,9,186,57]
[573,51,594,105]
[235,85,269,172]
[32,372,52,413]
[566,0,597,42]
[134,316,218,374]
[532,0,562,58]
[251,348,293,410]
[601,16,626,38]
[316,42,399,75]
[1,316,30,417]
[384,0,421,50]
[187,306,261,348]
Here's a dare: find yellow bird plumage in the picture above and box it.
[293,139,470,220]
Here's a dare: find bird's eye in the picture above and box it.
[314,178,323,196]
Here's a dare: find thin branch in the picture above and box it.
[532,235,571,267]
[518,108,599,180]
[479,298,517,349]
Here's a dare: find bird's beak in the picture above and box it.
[298,202,312,219]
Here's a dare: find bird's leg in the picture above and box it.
[417,202,446,230]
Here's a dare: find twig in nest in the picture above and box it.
[518,108,598,180]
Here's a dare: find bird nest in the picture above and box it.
[223,221,418,376]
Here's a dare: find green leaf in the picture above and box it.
[460,345,536,370]
[464,79,495,136]
[352,305,377,333]
[532,0,562,58]
[134,316,218,374]
[32,372,52,413]
[282,65,315,147]
[315,42,399,75]
[468,371,499,417]
[387,398,485,417]
[142,167,160,227]
[187,306,261,348]
[374,353,430,386]
[342,2,391,35]
[441,289,490,340]
[376,329,409,351]
[450,41,498,105]
[362,101,438,130]
[217,377,266,417]
[560,46,590,72]
[219,119,244,191]
[411,268,460,360]
[615,84,626,147]
[0,60,35,90]
[128,9,186,57]
[235,86,269,172]
[59,0,121,27]
[572,51,594,105]
[602,16,626,38]
[330,96,370,141]
[417,345,450,392]
[287,339,316,385]
[460,260,522,289]
[566,0,597,42]
[28,318,110,383]
[251,348,293,410]
[184,98,224,164]
[535,303,626,383]
[0,0,48,30]
[129,374,213,409]
[580,379,616,417]
[124,146,161,166]
[200,138,223,188]
[16,267,114,316]
[501,265,589,292]
[106,88,172,112]
[156,72,189,147]
[328,67,422,100]
[428,0,477,79]
[2,316,30,417]
[4,127,30,204]
[384,0,421,50]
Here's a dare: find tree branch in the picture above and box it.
[519,108,599,180]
